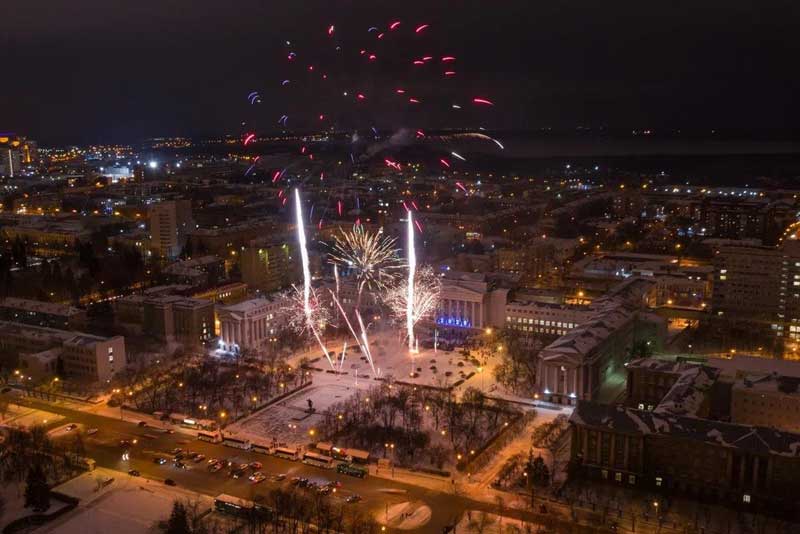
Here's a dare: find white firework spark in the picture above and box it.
[406,212,416,351]
[294,189,334,369]
[328,224,403,304]
[384,265,442,339]
[285,284,332,336]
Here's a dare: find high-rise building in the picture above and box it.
[240,237,297,293]
[711,243,782,324]
[711,237,800,349]
[149,200,193,259]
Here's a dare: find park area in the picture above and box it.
[229,332,521,474]
[110,352,307,425]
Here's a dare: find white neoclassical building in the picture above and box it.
[436,271,508,330]
[217,296,284,353]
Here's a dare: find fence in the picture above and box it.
[456,409,536,473]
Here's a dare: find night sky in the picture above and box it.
[2,0,799,145]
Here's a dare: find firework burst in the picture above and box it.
[285,284,332,337]
[328,225,404,304]
[384,265,442,334]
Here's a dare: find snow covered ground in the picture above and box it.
[41,468,213,534]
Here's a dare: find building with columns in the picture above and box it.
[435,271,508,330]
[217,296,284,353]
[570,400,800,515]
[536,277,662,404]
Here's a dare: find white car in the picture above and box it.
[249,472,266,484]
[87,428,98,435]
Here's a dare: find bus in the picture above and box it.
[337,462,368,478]
[251,442,270,455]
[197,431,222,443]
[222,436,251,450]
[273,447,299,461]
[302,451,336,469]
[214,494,273,520]
[346,448,370,464]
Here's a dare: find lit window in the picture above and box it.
[743,494,751,504]
[628,475,636,484]
[614,472,622,482]
[655,476,662,487]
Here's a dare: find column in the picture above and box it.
[609,433,616,469]
[738,456,746,489]
[542,363,548,392]
[582,427,589,460]
[765,457,773,491]
[476,302,482,328]
[623,436,630,471]
[752,456,760,489]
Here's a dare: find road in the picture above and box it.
[2,392,550,533]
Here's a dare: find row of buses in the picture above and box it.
[197,432,369,478]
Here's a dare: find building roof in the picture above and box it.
[654,365,719,417]
[221,295,282,313]
[571,400,800,458]
[0,297,83,318]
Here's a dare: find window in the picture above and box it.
[743,494,751,504]
[108,347,114,363]
[655,476,662,487]
[638,403,645,410]
[614,472,622,482]
[601,469,608,480]
[628,475,636,485]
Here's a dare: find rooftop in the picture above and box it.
[0,297,84,317]
[571,400,800,458]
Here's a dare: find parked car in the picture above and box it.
[231,468,246,479]
[193,454,206,463]
[170,448,183,455]
[87,428,98,436]
[249,461,262,470]
[208,462,223,473]
[164,479,176,486]
[174,461,188,469]
[274,473,287,481]
[153,457,167,465]
[346,494,362,504]
[65,424,77,431]
[128,469,140,477]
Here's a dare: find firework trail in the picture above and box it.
[294,189,335,369]
[407,211,416,352]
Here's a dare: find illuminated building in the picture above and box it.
[217,296,284,353]
[240,237,298,293]
[0,297,86,330]
[536,278,662,405]
[149,200,193,259]
[1,321,125,383]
